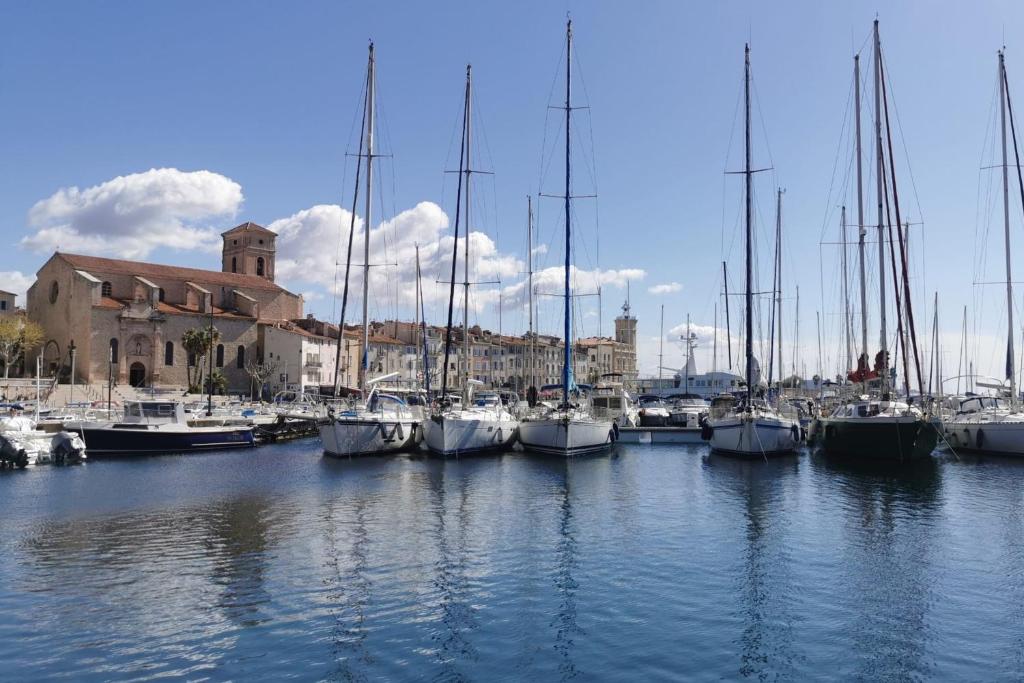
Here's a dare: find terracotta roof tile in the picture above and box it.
[221,221,276,237]
[58,252,288,294]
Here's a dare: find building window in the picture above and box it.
[165,341,174,366]
[256,257,265,277]
[0,301,5,311]
[109,338,118,364]
[158,288,165,303]
[231,257,237,273]
[101,281,112,297]
[216,344,225,367]
[49,281,59,304]
[237,345,245,369]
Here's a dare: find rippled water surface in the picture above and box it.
[2,441,1024,681]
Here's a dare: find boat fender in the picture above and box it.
[700,417,713,441]
[14,448,28,468]
[977,428,984,450]
[612,422,620,441]
[791,424,800,442]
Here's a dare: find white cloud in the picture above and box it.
[648,282,682,295]
[21,168,243,259]
[0,271,34,302]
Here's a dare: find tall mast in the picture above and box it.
[713,303,718,375]
[562,18,574,407]
[658,305,664,386]
[528,195,536,392]
[855,53,869,368]
[776,188,784,393]
[723,261,732,370]
[463,65,473,395]
[1000,50,1017,402]
[414,243,421,385]
[686,313,692,394]
[360,42,376,392]
[841,205,852,374]
[744,43,754,405]
[873,20,888,392]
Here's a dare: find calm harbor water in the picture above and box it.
[1,441,1023,681]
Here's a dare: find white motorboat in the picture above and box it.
[588,374,639,428]
[667,394,709,429]
[0,414,86,467]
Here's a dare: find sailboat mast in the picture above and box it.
[463,65,473,395]
[723,261,732,370]
[562,19,573,407]
[841,205,852,373]
[776,188,784,393]
[527,195,535,393]
[360,43,376,392]
[713,304,718,375]
[744,44,754,406]
[873,20,888,392]
[686,313,692,394]
[855,54,869,367]
[414,244,421,386]
[999,50,1017,403]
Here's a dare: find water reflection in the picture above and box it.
[702,454,802,680]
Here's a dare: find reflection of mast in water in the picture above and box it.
[323,496,372,681]
[427,462,477,676]
[814,455,939,679]
[552,462,582,681]
[206,495,274,628]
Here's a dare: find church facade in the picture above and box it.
[26,222,304,392]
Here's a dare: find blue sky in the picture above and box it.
[2,1,1023,383]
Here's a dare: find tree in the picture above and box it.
[244,358,278,400]
[0,315,44,380]
[182,325,220,393]
[205,369,228,396]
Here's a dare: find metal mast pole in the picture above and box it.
[414,244,421,386]
[463,65,473,396]
[528,195,535,393]
[686,313,692,394]
[855,54,869,368]
[360,43,376,393]
[744,43,754,406]
[723,261,732,370]
[658,304,664,386]
[713,303,718,376]
[873,20,888,392]
[841,205,852,374]
[1000,50,1017,404]
[562,19,573,407]
[776,188,784,394]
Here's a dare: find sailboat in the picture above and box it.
[943,49,1024,456]
[707,44,799,458]
[422,65,519,456]
[518,20,616,457]
[320,43,419,458]
[814,21,938,461]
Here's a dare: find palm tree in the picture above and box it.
[182,325,220,392]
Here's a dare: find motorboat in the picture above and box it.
[0,412,86,467]
[666,394,709,429]
[588,374,639,427]
[637,395,671,427]
[65,401,255,455]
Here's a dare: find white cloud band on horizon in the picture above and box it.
[648,282,682,295]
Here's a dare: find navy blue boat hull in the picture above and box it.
[71,426,256,455]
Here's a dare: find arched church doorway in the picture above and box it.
[129,362,147,387]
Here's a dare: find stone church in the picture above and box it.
[26,222,304,391]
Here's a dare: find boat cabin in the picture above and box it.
[121,401,188,424]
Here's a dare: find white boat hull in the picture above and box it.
[944,416,1024,456]
[422,414,518,456]
[709,413,798,457]
[320,417,419,457]
[518,416,615,456]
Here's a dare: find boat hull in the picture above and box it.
[618,426,704,444]
[815,415,939,460]
[71,425,255,455]
[944,418,1024,456]
[518,417,615,456]
[422,415,518,456]
[319,417,419,457]
[709,414,799,457]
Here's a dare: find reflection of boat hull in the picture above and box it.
[815,415,939,460]
[943,418,1024,456]
[70,424,255,455]
[519,417,615,456]
[422,415,517,456]
[709,414,798,457]
[319,418,418,457]
[618,426,703,444]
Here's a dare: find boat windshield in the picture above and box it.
[958,396,1006,413]
[126,402,177,419]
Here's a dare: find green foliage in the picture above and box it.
[0,315,45,379]
[182,324,220,392]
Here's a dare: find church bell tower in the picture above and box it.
[221,221,277,282]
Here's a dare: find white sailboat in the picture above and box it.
[320,43,419,458]
[518,20,616,457]
[423,64,519,456]
[944,49,1024,456]
[708,44,799,458]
